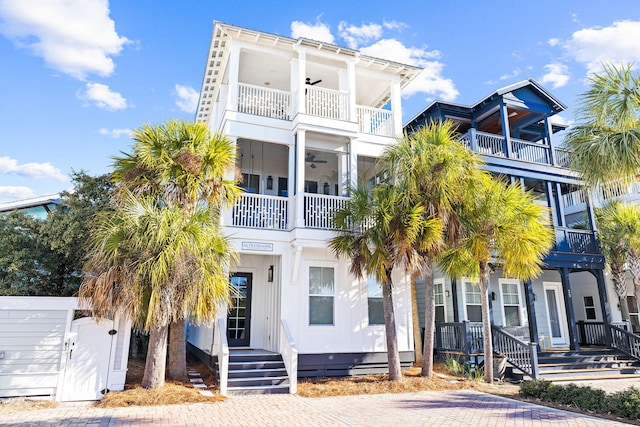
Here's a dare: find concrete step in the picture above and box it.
[228,376,290,387]
[228,367,288,378]
[220,348,291,395]
[227,384,290,395]
[539,360,640,371]
[227,360,286,370]
[539,366,640,380]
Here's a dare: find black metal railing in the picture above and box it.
[492,325,539,379]
[609,324,640,361]
[577,321,606,346]
[435,321,484,355]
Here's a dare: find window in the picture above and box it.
[584,296,597,320]
[241,173,260,193]
[309,267,334,325]
[464,280,482,322]
[367,276,384,325]
[435,280,446,323]
[501,281,522,327]
[628,296,640,333]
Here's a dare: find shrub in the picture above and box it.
[519,380,552,398]
[607,387,640,420]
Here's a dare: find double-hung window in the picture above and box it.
[435,280,446,322]
[309,266,334,325]
[464,280,482,322]
[367,276,384,325]
[500,280,522,327]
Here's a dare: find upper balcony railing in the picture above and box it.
[356,106,394,137]
[459,130,568,168]
[238,83,291,120]
[305,86,349,121]
[304,194,349,230]
[562,180,640,211]
[234,84,395,137]
[553,227,598,254]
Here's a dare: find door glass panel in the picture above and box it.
[546,289,561,338]
[228,275,249,342]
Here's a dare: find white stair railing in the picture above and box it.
[213,316,229,396]
[279,319,298,394]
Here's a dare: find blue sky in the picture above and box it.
[1,0,639,202]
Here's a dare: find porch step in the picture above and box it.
[217,348,290,395]
[535,348,640,381]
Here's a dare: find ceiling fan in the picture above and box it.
[305,152,327,169]
[305,77,322,86]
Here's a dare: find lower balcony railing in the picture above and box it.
[553,227,598,254]
[232,193,288,230]
[304,194,348,229]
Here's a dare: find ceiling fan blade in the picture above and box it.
[310,79,322,85]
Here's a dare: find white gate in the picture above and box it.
[60,316,115,401]
[0,297,130,401]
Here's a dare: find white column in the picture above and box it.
[295,130,306,228]
[221,137,238,227]
[227,44,241,112]
[347,60,357,123]
[390,79,402,136]
[287,142,295,230]
[296,49,307,115]
[290,58,299,116]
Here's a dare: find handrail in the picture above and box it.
[213,316,229,396]
[279,319,298,394]
[492,325,539,379]
[609,324,640,361]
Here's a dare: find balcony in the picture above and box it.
[235,84,395,137]
[459,130,570,168]
[553,227,598,254]
[562,181,640,214]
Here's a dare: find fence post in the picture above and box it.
[464,321,472,357]
[529,342,539,380]
[577,321,585,346]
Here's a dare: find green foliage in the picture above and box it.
[608,387,640,419]
[0,172,113,296]
[444,356,483,381]
[520,381,639,419]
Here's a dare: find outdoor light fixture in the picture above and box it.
[266,175,273,190]
[491,292,496,301]
[323,182,330,195]
[445,290,450,298]
[267,265,274,282]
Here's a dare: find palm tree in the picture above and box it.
[382,120,485,377]
[80,194,234,388]
[596,200,640,322]
[566,63,640,186]
[330,184,443,381]
[111,120,240,379]
[439,177,554,383]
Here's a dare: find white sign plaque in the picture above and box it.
[242,242,274,252]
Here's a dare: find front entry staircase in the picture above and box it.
[535,347,640,381]
[218,349,290,395]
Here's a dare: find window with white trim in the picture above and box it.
[500,280,522,327]
[366,276,384,325]
[464,280,482,322]
[584,296,597,320]
[309,266,334,325]
[435,280,446,323]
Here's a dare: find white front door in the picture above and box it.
[60,316,114,401]
[543,282,569,347]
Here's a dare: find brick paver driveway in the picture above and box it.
[0,390,629,426]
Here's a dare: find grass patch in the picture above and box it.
[97,356,224,407]
[297,365,519,398]
[0,398,58,413]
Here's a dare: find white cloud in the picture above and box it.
[337,22,382,49]
[549,114,573,127]
[564,20,640,74]
[548,38,560,47]
[99,127,132,138]
[540,63,570,89]
[0,156,67,181]
[291,20,334,44]
[0,0,129,80]
[360,39,458,101]
[78,82,127,111]
[175,84,199,114]
[382,20,408,31]
[0,186,35,200]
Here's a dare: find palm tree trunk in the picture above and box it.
[612,266,630,321]
[142,324,169,389]
[479,261,493,384]
[411,277,423,366]
[167,319,187,379]
[382,273,402,382]
[421,258,435,377]
[628,251,640,315]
